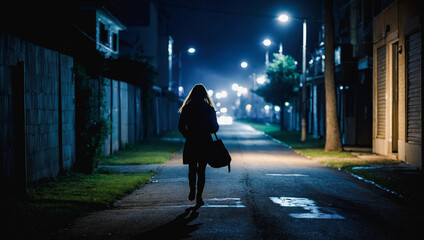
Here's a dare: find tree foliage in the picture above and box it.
[74,63,111,174]
[255,53,299,106]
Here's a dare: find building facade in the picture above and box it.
[373,0,422,168]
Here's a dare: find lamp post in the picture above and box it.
[278,13,308,142]
[176,47,196,97]
[263,38,271,68]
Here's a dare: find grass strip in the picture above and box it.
[237,118,354,159]
[99,132,183,165]
[3,169,154,239]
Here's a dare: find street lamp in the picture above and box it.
[278,13,308,142]
[278,14,289,23]
[177,47,196,97]
[263,38,272,68]
[241,61,248,68]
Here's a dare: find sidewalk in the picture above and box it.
[331,147,424,204]
[98,164,163,173]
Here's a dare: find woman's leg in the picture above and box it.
[196,162,207,205]
[188,163,197,201]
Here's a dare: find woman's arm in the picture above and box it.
[178,111,188,138]
[210,107,219,133]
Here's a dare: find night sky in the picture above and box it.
[158,0,323,94]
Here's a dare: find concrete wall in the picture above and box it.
[0,33,75,186]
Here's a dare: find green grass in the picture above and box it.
[318,159,400,169]
[237,118,354,159]
[4,131,184,238]
[3,169,154,239]
[99,132,183,165]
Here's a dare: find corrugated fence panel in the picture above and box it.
[407,31,422,144]
[377,46,386,138]
[60,54,75,169]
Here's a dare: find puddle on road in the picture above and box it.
[266,174,308,177]
[204,198,246,208]
[270,197,344,219]
[162,198,246,208]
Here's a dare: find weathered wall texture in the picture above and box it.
[0,33,75,185]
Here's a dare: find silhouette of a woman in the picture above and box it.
[178,84,219,206]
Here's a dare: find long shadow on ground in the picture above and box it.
[130,205,202,239]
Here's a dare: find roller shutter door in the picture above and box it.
[377,46,386,138]
[406,32,421,144]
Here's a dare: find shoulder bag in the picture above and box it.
[207,133,231,172]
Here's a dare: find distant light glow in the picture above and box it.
[246,104,252,111]
[216,102,221,107]
[285,102,289,106]
[241,61,248,68]
[264,105,270,111]
[187,47,196,54]
[220,107,227,113]
[263,39,271,46]
[207,89,214,96]
[278,14,289,23]
[221,91,227,98]
[274,106,281,112]
[217,116,233,125]
[232,83,239,91]
[216,92,222,99]
[340,86,344,90]
[178,86,184,92]
[256,75,266,84]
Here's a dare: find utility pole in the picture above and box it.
[301,18,307,142]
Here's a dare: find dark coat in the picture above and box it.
[178,101,219,164]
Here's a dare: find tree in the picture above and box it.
[255,53,299,130]
[324,0,343,151]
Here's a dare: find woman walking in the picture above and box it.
[178,84,219,206]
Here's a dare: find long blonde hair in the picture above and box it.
[178,84,215,113]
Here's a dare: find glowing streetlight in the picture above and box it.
[177,47,196,97]
[256,75,266,85]
[263,39,271,46]
[278,12,308,142]
[263,39,272,68]
[241,61,248,68]
[278,14,289,23]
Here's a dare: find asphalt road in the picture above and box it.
[55,122,423,240]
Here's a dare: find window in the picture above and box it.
[100,22,108,45]
[112,33,118,51]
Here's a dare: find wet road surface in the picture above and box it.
[55,122,423,240]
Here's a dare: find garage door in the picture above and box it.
[406,31,421,144]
